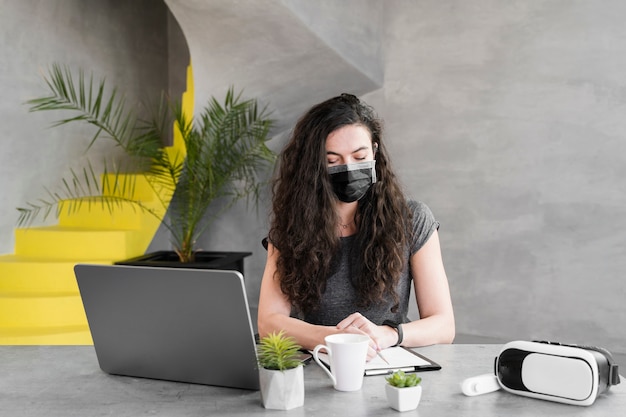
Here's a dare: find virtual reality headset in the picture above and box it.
[462,340,621,406]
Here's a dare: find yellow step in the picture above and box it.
[101,172,163,200]
[0,325,92,345]
[14,227,143,260]
[0,257,100,345]
[0,293,87,328]
[58,200,164,230]
[0,256,109,293]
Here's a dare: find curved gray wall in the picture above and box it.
[0,0,172,250]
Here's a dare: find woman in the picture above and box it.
[258,94,454,360]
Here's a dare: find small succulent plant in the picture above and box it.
[386,370,422,388]
[257,330,303,371]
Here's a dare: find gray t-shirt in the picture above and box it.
[302,200,439,326]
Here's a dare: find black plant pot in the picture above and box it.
[115,250,252,275]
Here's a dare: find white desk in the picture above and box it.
[0,344,623,416]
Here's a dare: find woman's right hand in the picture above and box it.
[336,312,397,360]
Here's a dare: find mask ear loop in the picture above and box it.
[371,143,379,184]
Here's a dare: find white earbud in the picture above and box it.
[461,374,501,396]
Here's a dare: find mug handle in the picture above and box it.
[313,344,336,386]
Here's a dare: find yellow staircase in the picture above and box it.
[0,66,193,345]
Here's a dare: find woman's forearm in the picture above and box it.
[399,313,455,347]
[258,312,339,350]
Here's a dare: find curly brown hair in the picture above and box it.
[268,94,412,315]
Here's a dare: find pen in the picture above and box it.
[377,350,391,365]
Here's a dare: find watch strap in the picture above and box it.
[382,320,403,347]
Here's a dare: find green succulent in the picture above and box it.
[258,331,303,371]
[386,370,422,388]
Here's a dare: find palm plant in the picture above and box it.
[19,64,275,262]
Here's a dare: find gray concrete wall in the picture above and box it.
[379,1,626,354]
[2,0,624,357]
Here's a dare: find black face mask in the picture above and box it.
[327,160,377,203]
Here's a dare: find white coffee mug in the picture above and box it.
[312,333,369,391]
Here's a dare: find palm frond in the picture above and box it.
[16,160,152,227]
[27,64,164,158]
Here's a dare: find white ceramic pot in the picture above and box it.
[385,383,422,412]
[259,365,305,410]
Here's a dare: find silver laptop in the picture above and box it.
[74,264,260,390]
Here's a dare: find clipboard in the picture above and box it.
[314,346,441,376]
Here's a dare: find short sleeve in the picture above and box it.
[408,200,439,255]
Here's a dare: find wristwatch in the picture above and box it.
[382,320,403,347]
